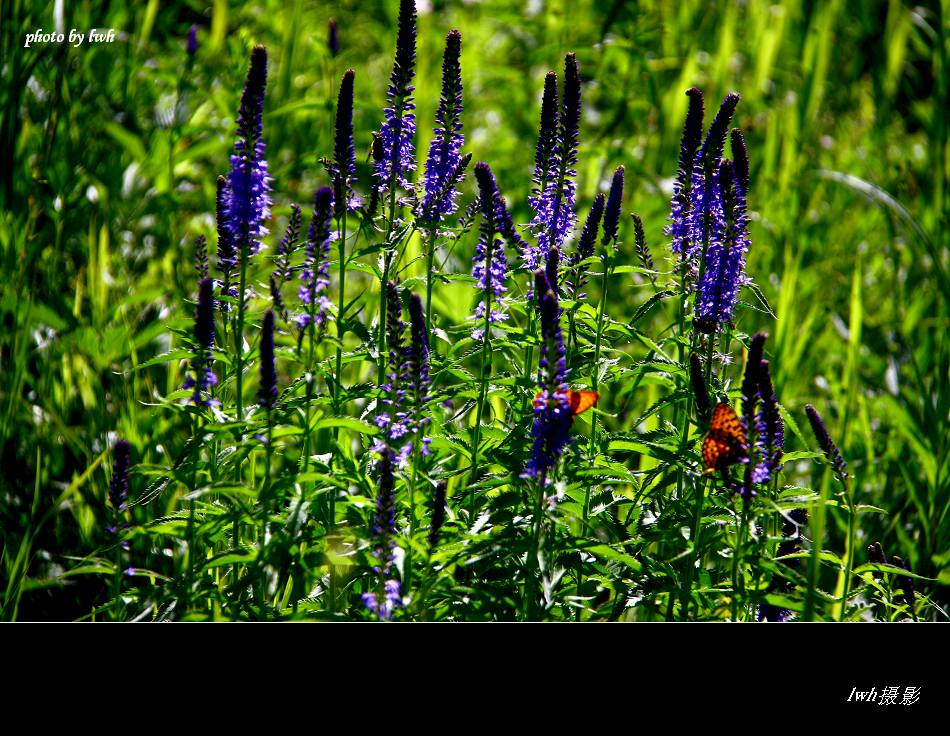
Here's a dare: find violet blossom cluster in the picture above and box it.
[374,283,431,466]
[223,45,273,259]
[374,0,417,193]
[362,450,402,619]
[739,332,785,497]
[526,54,582,269]
[470,162,526,340]
[183,277,218,405]
[667,90,751,335]
[523,259,572,484]
[418,30,467,225]
[296,187,334,330]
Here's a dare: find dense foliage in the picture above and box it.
[2,0,947,621]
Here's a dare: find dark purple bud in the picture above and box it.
[328,18,340,56]
[195,277,215,354]
[545,246,559,297]
[741,332,767,432]
[699,92,741,169]
[752,359,785,485]
[677,88,705,188]
[731,128,749,194]
[533,71,559,193]
[690,353,710,424]
[333,70,356,218]
[631,213,655,280]
[428,481,447,547]
[602,165,624,246]
[566,194,604,300]
[258,310,277,409]
[188,277,218,404]
[187,24,198,57]
[805,404,848,484]
[560,53,581,173]
[109,439,131,513]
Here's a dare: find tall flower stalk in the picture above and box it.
[375,0,417,388]
[588,166,623,460]
[332,69,356,417]
[299,187,334,478]
[468,162,521,507]
[526,54,582,269]
[418,29,466,336]
[522,264,570,619]
[225,45,272,425]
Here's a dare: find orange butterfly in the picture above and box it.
[533,389,599,417]
[701,402,748,476]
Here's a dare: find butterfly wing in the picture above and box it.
[702,403,748,474]
[568,390,599,416]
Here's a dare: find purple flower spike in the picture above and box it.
[682,93,741,285]
[527,55,582,268]
[805,404,848,485]
[667,87,704,260]
[375,282,412,446]
[566,194,604,301]
[602,165,624,247]
[296,187,334,329]
[187,25,198,57]
[374,0,417,193]
[418,30,465,225]
[741,332,768,434]
[695,158,748,334]
[258,310,277,409]
[471,162,521,339]
[428,481,447,547]
[215,175,236,276]
[328,18,340,57]
[184,277,218,405]
[109,439,131,514]
[363,449,402,620]
[225,46,273,259]
[752,359,784,484]
[333,70,356,218]
[523,269,571,484]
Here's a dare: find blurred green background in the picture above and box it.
[2,0,947,618]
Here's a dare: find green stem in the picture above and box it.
[523,471,547,621]
[334,207,348,423]
[469,283,492,518]
[424,226,437,337]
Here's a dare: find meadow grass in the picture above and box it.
[1,0,947,621]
